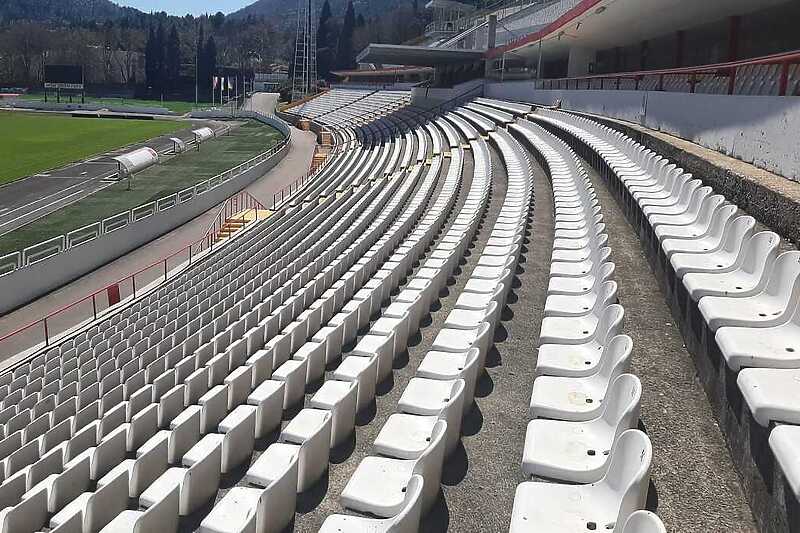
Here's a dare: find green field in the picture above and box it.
[0,120,283,255]
[0,112,185,186]
[16,94,213,115]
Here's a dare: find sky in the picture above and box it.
[115,1,255,16]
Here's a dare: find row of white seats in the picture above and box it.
[317,91,412,127]
[507,117,664,533]
[33,171,412,532]
[536,108,800,525]
[0,131,399,425]
[200,127,463,532]
[289,89,372,119]
[103,125,430,530]
[0,106,422,530]
[321,113,526,531]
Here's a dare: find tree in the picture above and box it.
[196,22,206,96]
[144,25,156,89]
[166,24,181,91]
[316,0,334,80]
[155,21,166,92]
[204,35,217,97]
[211,11,225,31]
[335,1,356,71]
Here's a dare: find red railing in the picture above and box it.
[203,190,266,250]
[535,49,800,96]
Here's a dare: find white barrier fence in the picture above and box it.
[0,112,290,277]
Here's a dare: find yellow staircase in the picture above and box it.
[214,208,270,243]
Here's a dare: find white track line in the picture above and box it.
[0,190,86,230]
[0,171,116,219]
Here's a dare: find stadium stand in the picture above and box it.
[529,106,800,532]
[1,80,795,532]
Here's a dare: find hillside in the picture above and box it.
[232,0,411,24]
[0,0,141,24]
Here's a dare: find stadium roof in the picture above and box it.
[357,44,485,67]
[425,0,477,11]
[487,0,791,59]
[332,66,434,78]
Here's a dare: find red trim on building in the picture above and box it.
[485,0,605,59]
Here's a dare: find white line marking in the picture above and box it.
[0,190,86,230]
[0,171,115,219]
[0,209,9,215]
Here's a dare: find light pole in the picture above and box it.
[195,20,199,106]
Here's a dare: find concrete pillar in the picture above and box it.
[675,30,685,67]
[728,15,741,62]
[567,46,596,77]
[487,15,497,49]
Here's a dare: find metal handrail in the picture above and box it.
[203,190,267,250]
[535,49,800,96]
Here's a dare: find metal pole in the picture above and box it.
[44,318,49,346]
[92,294,97,320]
[537,39,543,79]
[195,20,199,106]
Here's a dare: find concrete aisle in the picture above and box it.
[583,159,758,532]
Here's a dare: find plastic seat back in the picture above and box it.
[591,281,619,314]
[411,420,448,512]
[600,373,642,440]
[603,430,653,530]
[387,474,425,533]
[87,468,129,532]
[595,305,626,346]
[596,335,634,382]
[739,232,780,276]
[137,482,180,533]
[720,216,757,255]
[701,204,739,242]
[623,510,667,533]
[694,195,726,228]
[683,186,713,215]
[439,380,466,455]
[764,251,800,301]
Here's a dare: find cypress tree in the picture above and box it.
[166,24,181,91]
[335,1,356,70]
[316,0,334,80]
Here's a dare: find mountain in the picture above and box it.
[0,0,143,24]
[231,0,407,25]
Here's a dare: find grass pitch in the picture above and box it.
[16,94,212,115]
[0,120,283,255]
[0,112,184,186]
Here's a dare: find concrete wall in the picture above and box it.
[485,81,800,181]
[411,78,486,109]
[0,142,289,314]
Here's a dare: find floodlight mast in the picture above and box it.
[292,0,318,102]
